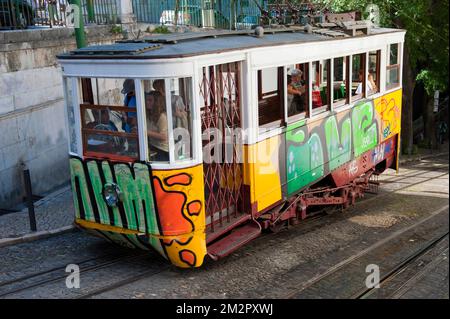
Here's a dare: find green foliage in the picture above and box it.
[110,24,123,34]
[152,25,171,34]
[312,0,449,94]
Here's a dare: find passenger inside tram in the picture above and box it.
[355,70,378,96]
[146,91,170,162]
[86,109,118,131]
[85,108,123,154]
[121,79,138,133]
[287,68,307,116]
[311,62,324,108]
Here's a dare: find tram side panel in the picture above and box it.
[242,89,402,215]
[69,158,207,268]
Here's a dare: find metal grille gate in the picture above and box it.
[200,62,244,232]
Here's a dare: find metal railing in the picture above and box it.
[0,0,118,30]
[132,0,266,30]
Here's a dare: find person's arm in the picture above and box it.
[148,114,168,141]
[287,84,305,96]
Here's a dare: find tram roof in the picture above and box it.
[58,27,404,61]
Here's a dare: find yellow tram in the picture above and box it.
[58,23,405,268]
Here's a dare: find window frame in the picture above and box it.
[367,50,381,96]
[140,77,195,165]
[257,66,285,130]
[80,103,140,162]
[332,56,351,109]
[73,76,197,166]
[311,59,331,116]
[350,53,367,102]
[286,62,310,123]
[386,43,401,90]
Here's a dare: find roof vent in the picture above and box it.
[71,43,162,56]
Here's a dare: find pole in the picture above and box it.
[86,0,95,23]
[68,0,87,48]
[23,169,37,232]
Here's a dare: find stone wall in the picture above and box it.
[0,26,122,208]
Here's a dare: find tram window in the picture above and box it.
[287,63,309,119]
[80,77,134,132]
[79,78,140,161]
[258,67,284,129]
[143,78,193,163]
[311,59,330,114]
[81,104,139,160]
[63,78,78,154]
[387,43,400,89]
[170,78,193,161]
[333,56,349,106]
[352,53,366,101]
[368,50,381,96]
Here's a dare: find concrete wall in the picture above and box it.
[0,26,122,209]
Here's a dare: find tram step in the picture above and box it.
[206,214,251,244]
[207,221,261,261]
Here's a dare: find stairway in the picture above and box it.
[207,219,261,261]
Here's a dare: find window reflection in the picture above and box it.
[143,78,193,163]
[387,43,400,89]
[170,78,193,161]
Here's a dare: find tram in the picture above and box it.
[58,23,405,268]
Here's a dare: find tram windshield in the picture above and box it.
[79,78,139,161]
[76,77,193,163]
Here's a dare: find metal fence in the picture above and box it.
[132,0,266,30]
[0,0,118,30]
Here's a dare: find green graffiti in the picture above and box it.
[352,101,378,157]
[69,158,95,222]
[86,161,110,225]
[114,163,159,234]
[286,127,325,194]
[69,158,159,235]
[286,100,379,195]
[325,116,352,171]
[100,161,123,228]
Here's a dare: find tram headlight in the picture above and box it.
[102,183,122,207]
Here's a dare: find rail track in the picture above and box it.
[354,232,449,299]
[0,157,447,298]
[282,204,449,299]
[0,250,148,298]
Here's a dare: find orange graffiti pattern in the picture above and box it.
[152,166,206,268]
[375,90,402,141]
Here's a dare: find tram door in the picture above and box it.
[200,62,244,232]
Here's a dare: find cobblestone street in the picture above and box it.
[0,154,447,299]
[0,185,74,243]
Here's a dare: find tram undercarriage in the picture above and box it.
[206,135,397,260]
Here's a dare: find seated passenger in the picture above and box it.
[121,79,138,133]
[86,109,118,131]
[147,91,169,162]
[287,69,306,115]
[86,109,121,153]
[355,71,377,96]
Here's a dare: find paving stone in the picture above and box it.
[0,185,74,240]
